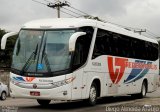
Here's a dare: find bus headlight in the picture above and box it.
[65,77,76,84]
[52,80,66,88]
[11,76,76,89]
[52,77,76,88]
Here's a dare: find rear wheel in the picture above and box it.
[139,81,147,98]
[131,81,147,98]
[37,99,51,106]
[0,92,7,100]
[87,83,97,106]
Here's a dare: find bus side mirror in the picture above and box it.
[69,32,86,52]
[1,32,18,50]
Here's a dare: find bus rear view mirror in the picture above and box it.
[69,32,86,52]
[1,32,18,50]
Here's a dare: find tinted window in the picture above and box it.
[73,27,94,70]
[92,29,158,61]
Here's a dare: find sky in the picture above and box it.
[0,0,160,37]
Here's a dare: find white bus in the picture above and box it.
[1,18,159,106]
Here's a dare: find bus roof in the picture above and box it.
[23,18,158,44]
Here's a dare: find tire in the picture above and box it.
[87,82,98,106]
[37,99,51,106]
[131,81,147,99]
[139,81,147,98]
[1,92,7,100]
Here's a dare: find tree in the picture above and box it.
[0,29,18,69]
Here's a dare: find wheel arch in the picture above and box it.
[143,78,148,92]
[1,91,7,95]
[86,77,101,98]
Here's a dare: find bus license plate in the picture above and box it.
[30,91,40,96]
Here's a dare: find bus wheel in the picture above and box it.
[87,82,97,106]
[139,81,147,98]
[1,92,7,100]
[37,99,51,106]
[132,81,147,98]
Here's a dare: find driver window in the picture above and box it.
[73,27,94,70]
[73,37,84,66]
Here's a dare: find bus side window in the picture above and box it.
[92,29,123,59]
[92,28,159,61]
[112,33,120,56]
[152,43,158,60]
[92,29,104,59]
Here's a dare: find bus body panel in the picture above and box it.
[86,55,159,97]
[71,68,84,100]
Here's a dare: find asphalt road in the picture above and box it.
[0,88,160,112]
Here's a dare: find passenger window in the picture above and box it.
[92,28,158,61]
[92,29,108,59]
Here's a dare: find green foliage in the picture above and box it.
[0,29,18,68]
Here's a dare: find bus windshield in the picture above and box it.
[12,29,75,76]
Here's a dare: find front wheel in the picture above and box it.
[0,92,7,100]
[37,99,51,106]
[87,83,97,106]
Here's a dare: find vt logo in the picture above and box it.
[26,77,35,82]
[108,56,128,84]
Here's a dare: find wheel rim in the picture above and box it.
[142,84,146,96]
[2,93,6,100]
[89,86,97,103]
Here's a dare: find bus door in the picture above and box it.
[71,41,85,100]
[71,35,91,100]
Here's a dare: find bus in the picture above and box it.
[1,18,159,106]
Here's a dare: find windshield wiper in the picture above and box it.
[21,44,39,75]
[41,42,51,73]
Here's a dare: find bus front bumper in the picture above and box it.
[10,82,72,100]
